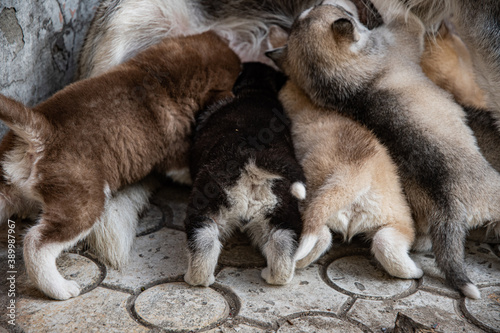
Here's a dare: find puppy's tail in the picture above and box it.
[0,94,50,142]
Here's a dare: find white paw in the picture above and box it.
[261,267,293,285]
[44,279,80,300]
[184,271,215,287]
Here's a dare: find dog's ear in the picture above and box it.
[332,18,357,42]
[265,47,288,70]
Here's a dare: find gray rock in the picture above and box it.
[0,0,99,138]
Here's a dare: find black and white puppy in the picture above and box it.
[184,62,306,287]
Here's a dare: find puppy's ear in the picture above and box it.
[265,47,288,70]
[332,18,357,42]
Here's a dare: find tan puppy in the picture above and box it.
[0,31,241,300]
[420,22,488,109]
[280,81,422,279]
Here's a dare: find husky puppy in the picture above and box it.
[268,3,500,299]
[280,81,422,279]
[420,22,488,110]
[0,31,241,300]
[420,23,500,175]
[184,62,306,287]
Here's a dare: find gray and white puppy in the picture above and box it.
[267,2,500,299]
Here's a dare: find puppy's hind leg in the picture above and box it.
[430,206,480,299]
[295,225,332,269]
[184,216,223,287]
[371,225,423,279]
[261,228,298,285]
[23,183,105,300]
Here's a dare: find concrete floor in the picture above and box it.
[1,181,499,333]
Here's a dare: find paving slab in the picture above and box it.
[326,255,416,299]
[277,315,366,333]
[133,282,229,331]
[2,182,498,333]
[462,285,500,332]
[347,290,486,333]
[102,228,188,293]
[17,287,147,333]
[216,265,351,326]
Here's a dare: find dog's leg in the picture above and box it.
[371,226,424,279]
[23,181,106,300]
[430,206,480,299]
[23,223,91,300]
[184,217,223,287]
[261,228,298,285]
[295,225,332,269]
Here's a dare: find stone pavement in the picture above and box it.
[0,180,499,333]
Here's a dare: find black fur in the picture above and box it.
[185,63,305,285]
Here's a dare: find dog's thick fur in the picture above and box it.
[269,3,500,299]
[279,81,422,280]
[73,0,387,272]
[420,22,488,110]
[0,31,241,300]
[420,22,500,175]
[393,0,500,113]
[185,63,306,287]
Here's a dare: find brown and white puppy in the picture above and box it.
[0,31,241,300]
[268,2,500,299]
[280,81,422,280]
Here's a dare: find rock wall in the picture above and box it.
[0,0,100,137]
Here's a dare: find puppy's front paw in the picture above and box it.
[44,279,80,300]
[184,271,215,287]
[261,267,293,285]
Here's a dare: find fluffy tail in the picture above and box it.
[0,94,49,142]
[86,178,158,269]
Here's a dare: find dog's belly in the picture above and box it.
[326,189,382,240]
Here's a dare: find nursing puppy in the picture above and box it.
[420,23,500,175]
[280,81,422,279]
[399,0,500,113]
[420,22,488,110]
[268,3,500,298]
[185,62,305,286]
[0,31,241,300]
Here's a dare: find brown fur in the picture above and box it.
[280,81,421,279]
[420,22,488,109]
[0,31,241,300]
